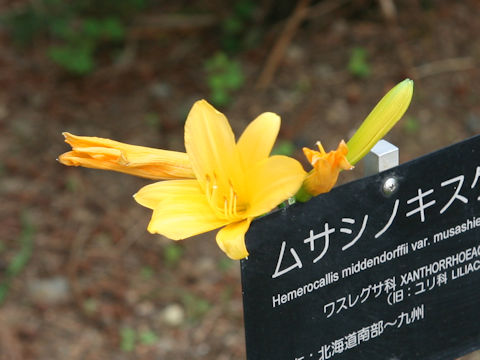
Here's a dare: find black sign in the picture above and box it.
[241,135,480,360]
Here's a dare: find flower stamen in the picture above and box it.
[224,197,229,217]
[205,174,227,218]
[228,181,236,218]
[232,192,238,217]
[205,174,213,201]
[316,141,326,155]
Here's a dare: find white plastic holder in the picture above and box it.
[364,139,399,176]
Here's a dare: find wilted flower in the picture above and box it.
[301,140,353,197]
[59,133,194,180]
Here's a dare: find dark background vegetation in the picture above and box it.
[0,0,479,359]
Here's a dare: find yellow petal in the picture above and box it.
[184,100,246,199]
[216,219,252,259]
[59,133,194,179]
[134,179,200,209]
[134,180,228,239]
[347,79,414,165]
[246,155,306,217]
[237,112,280,167]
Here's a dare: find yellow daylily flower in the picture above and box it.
[59,132,195,180]
[298,79,414,200]
[301,140,353,197]
[134,100,306,259]
[347,78,414,165]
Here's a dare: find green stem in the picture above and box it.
[294,184,312,203]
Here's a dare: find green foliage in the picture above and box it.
[181,292,210,322]
[139,330,159,345]
[403,116,420,133]
[221,0,259,53]
[271,140,295,156]
[140,266,154,280]
[163,243,183,267]
[48,16,126,75]
[120,327,136,352]
[48,45,95,75]
[3,0,146,74]
[0,213,34,304]
[119,327,159,351]
[204,52,244,107]
[218,257,234,272]
[3,6,46,46]
[348,47,371,78]
[65,175,79,193]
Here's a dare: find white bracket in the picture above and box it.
[364,139,399,176]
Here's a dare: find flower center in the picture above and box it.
[205,174,244,220]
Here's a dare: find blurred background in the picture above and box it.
[0,0,479,359]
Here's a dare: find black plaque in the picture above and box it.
[241,135,480,360]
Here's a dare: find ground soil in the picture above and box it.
[0,1,479,359]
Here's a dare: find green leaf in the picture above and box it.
[222,17,243,35]
[49,17,76,40]
[271,140,295,156]
[0,284,9,304]
[182,293,210,322]
[140,266,154,279]
[8,213,34,276]
[218,258,234,272]
[348,47,371,78]
[120,327,136,352]
[211,90,231,107]
[101,18,125,40]
[82,18,102,38]
[403,116,420,133]
[224,62,244,88]
[48,45,95,74]
[164,244,183,267]
[204,52,244,107]
[139,330,158,345]
[0,212,34,304]
[4,8,48,45]
[234,0,256,19]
